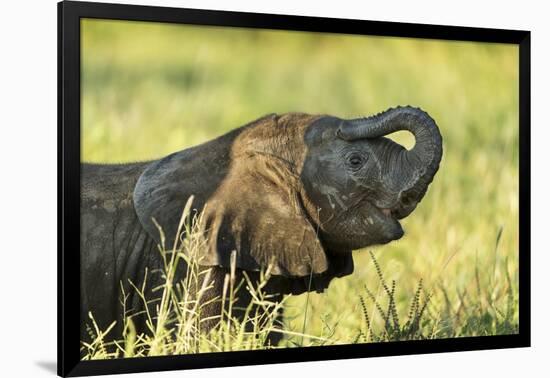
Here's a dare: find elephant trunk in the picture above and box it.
[337,106,443,211]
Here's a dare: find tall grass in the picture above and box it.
[354,249,517,344]
[81,202,517,359]
[81,19,519,356]
[81,198,328,360]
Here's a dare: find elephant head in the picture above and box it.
[133,106,442,292]
[301,106,443,251]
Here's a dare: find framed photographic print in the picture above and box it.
[58,0,530,376]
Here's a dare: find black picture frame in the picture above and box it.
[58,1,531,376]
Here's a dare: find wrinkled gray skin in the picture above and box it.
[80,106,442,346]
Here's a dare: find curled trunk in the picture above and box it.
[337,106,443,203]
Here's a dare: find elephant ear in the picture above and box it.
[133,114,330,277]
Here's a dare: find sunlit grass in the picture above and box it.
[81,19,519,355]
[81,198,332,360]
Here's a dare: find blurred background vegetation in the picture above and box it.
[81,19,519,345]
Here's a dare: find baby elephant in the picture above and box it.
[80,106,442,344]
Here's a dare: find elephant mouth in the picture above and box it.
[365,201,404,242]
[373,199,415,221]
[372,203,400,221]
[320,199,404,250]
[379,207,393,217]
[378,206,407,220]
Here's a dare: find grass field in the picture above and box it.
[81,19,519,357]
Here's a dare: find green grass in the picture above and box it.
[80,19,519,356]
[81,198,330,359]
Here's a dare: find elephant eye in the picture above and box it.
[347,154,364,169]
